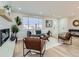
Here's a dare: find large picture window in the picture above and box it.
[22,17,43,30]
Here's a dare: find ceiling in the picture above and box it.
[7,1,79,18]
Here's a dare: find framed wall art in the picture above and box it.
[46,20,52,27]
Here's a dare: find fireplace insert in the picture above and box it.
[0,29,10,46]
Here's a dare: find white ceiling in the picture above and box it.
[7,1,79,18]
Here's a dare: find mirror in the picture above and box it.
[73,20,79,27]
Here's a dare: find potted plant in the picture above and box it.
[11,25,19,33]
[15,16,22,25]
[10,25,19,41]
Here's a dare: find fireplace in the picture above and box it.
[0,29,10,46]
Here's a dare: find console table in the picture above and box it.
[0,39,15,57]
[69,29,79,37]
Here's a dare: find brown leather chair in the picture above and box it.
[23,37,46,57]
[58,32,72,45]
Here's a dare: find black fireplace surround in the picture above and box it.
[0,29,10,46]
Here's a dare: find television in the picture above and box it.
[0,29,10,46]
[27,31,31,37]
[36,30,41,35]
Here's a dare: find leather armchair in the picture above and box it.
[23,37,46,57]
[58,32,72,45]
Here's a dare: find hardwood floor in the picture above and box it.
[13,37,79,57]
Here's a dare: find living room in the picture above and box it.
[0,1,79,58]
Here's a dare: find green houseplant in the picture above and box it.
[10,25,19,41]
[15,16,22,25]
[11,25,19,33]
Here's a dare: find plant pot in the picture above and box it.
[10,33,17,41]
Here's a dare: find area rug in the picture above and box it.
[46,37,61,50]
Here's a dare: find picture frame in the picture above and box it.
[46,20,52,27]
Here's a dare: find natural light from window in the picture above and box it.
[22,17,43,30]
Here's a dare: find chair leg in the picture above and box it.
[40,49,45,57]
[23,40,25,56]
[47,37,50,41]
[40,51,43,57]
[69,38,72,45]
[47,38,49,41]
[66,38,72,45]
[62,40,65,44]
[62,40,68,45]
[23,39,31,57]
[42,50,45,56]
[58,38,59,42]
[23,50,31,57]
[40,52,42,57]
[63,39,72,45]
[15,37,17,43]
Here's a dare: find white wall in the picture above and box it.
[57,17,79,34]
[42,18,58,38]
[0,16,11,29]
[43,18,69,38]
[68,18,79,29]
[52,19,58,38]
[58,18,68,34]
[42,19,53,33]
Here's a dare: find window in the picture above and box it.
[22,17,28,29]
[22,17,43,30]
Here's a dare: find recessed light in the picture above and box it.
[18,8,22,10]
